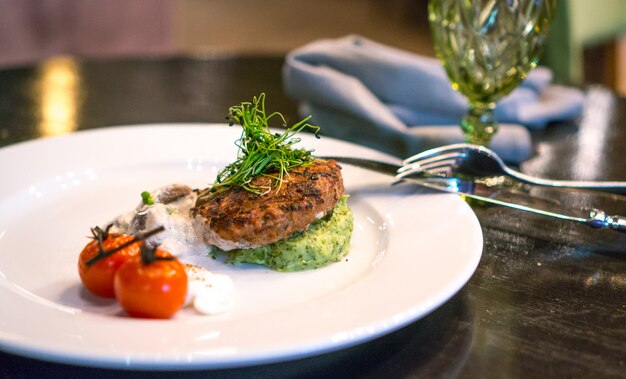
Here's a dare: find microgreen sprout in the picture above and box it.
[200,93,320,199]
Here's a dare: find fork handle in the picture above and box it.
[509,170,626,195]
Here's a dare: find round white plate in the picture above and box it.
[0,124,482,370]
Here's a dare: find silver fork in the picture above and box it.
[322,156,626,233]
[397,143,626,195]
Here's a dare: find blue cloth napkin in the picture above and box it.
[283,35,585,163]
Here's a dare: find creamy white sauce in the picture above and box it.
[195,214,260,251]
[184,263,234,315]
[108,184,234,315]
[109,185,210,257]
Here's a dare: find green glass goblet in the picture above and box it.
[428,0,558,146]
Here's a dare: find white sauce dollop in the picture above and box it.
[184,264,235,315]
[108,184,235,315]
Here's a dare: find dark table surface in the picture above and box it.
[0,55,625,379]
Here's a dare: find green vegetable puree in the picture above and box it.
[227,196,353,271]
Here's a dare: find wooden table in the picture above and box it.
[1,55,625,378]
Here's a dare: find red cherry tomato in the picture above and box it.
[78,233,141,298]
[114,249,188,319]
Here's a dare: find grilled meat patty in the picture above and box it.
[192,159,344,250]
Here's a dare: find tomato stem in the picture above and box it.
[140,243,176,265]
[85,225,165,267]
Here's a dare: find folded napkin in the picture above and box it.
[283,35,585,163]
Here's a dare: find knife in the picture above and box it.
[321,156,626,233]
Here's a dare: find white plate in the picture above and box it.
[0,124,482,370]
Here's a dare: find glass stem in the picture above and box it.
[461,101,497,146]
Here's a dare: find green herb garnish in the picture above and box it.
[205,93,320,196]
[141,191,154,205]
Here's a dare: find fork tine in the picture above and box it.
[397,152,465,175]
[417,163,456,176]
[401,159,459,175]
[397,162,454,178]
[402,143,471,165]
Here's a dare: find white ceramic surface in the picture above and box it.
[0,124,482,369]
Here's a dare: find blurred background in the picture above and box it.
[0,0,625,94]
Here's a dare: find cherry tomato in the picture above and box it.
[114,249,188,319]
[78,233,141,298]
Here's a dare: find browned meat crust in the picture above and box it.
[192,159,344,250]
